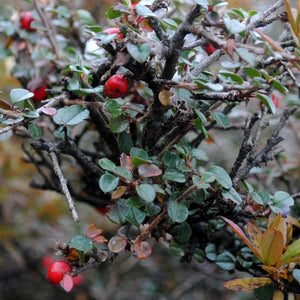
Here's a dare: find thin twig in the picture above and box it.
[49,150,79,222]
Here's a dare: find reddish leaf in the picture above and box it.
[226,39,235,56]
[41,107,57,116]
[93,235,107,243]
[132,241,152,259]
[261,227,284,266]
[86,224,103,239]
[138,164,162,178]
[220,216,262,261]
[0,99,11,110]
[108,235,127,253]
[246,222,262,258]
[61,274,74,292]
[224,277,272,291]
[120,153,134,171]
[111,186,127,200]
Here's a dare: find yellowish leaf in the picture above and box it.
[284,0,298,37]
[220,216,263,261]
[224,277,272,291]
[158,90,173,106]
[247,222,262,258]
[261,227,284,265]
[254,28,284,53]
[111,186,127,200]
[262,266,288,280]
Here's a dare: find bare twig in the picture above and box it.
[49,150,79,222]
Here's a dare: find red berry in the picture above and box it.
[95,207,110,215]
[20,12,36,31]
[27,79,47,101]
[205,43,218,55]
[72,274,83,286]
[41,255,55,269]
[103,74,129,99]
[103,28,124,40]
[46,261,72,285]
[272,94,278,108]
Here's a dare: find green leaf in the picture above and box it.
[105,99,123,116]
[99,173,119,193]
[273,191,294,206]
[145,202,161,216]
[28,123,42,140]
[293,269,300,283]
[162,151,178,167]
[125,207,146,227]
[168,201,188,223]
[236,48,256,66]
[208,166,232,189]
[193,248,205,263]
[219,70,243,84]
[252,192,270,206]
[136,184,156,203]
[163,167,186,183]
[254,283,275,300]
[201,171,215,183]
[210,111,231,128]
[271,80,288,94]
[113,166,132,181]
[280,239,300,262]
[126,196,144,208]
[69,235,93,252]
[169,240,185,257]
[53,105,90,126]
[127,43,151,64]
[118,132,134,155]
[221,187,242,205]
[10,89,34,104]
[216,251,236,271]
[205,243,217,261]
[99,158,116,172]
[256,93,276,114]
[191,148,208,161]
[67,73,81,91]
[243,67,261,78]
[23,110,40,118]
[136,4,156,17]
[106,200,127,224]
[173,222,192,244]
[224,15,246,34]
[107,7,123,19]
[109,115,129,133]
[130,148,150,166]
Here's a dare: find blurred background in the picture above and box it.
[0,1,298,300]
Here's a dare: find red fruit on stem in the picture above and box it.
[41,255,55,269]
[205,43,218,55]
[72,274,83,286]
[103,74,129,99]
[272,94,278,108]
[95,207,110,215]
[103,28,124,40]
[46,261,72,285]
[20,12,36,31]
[27,79,47,101]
